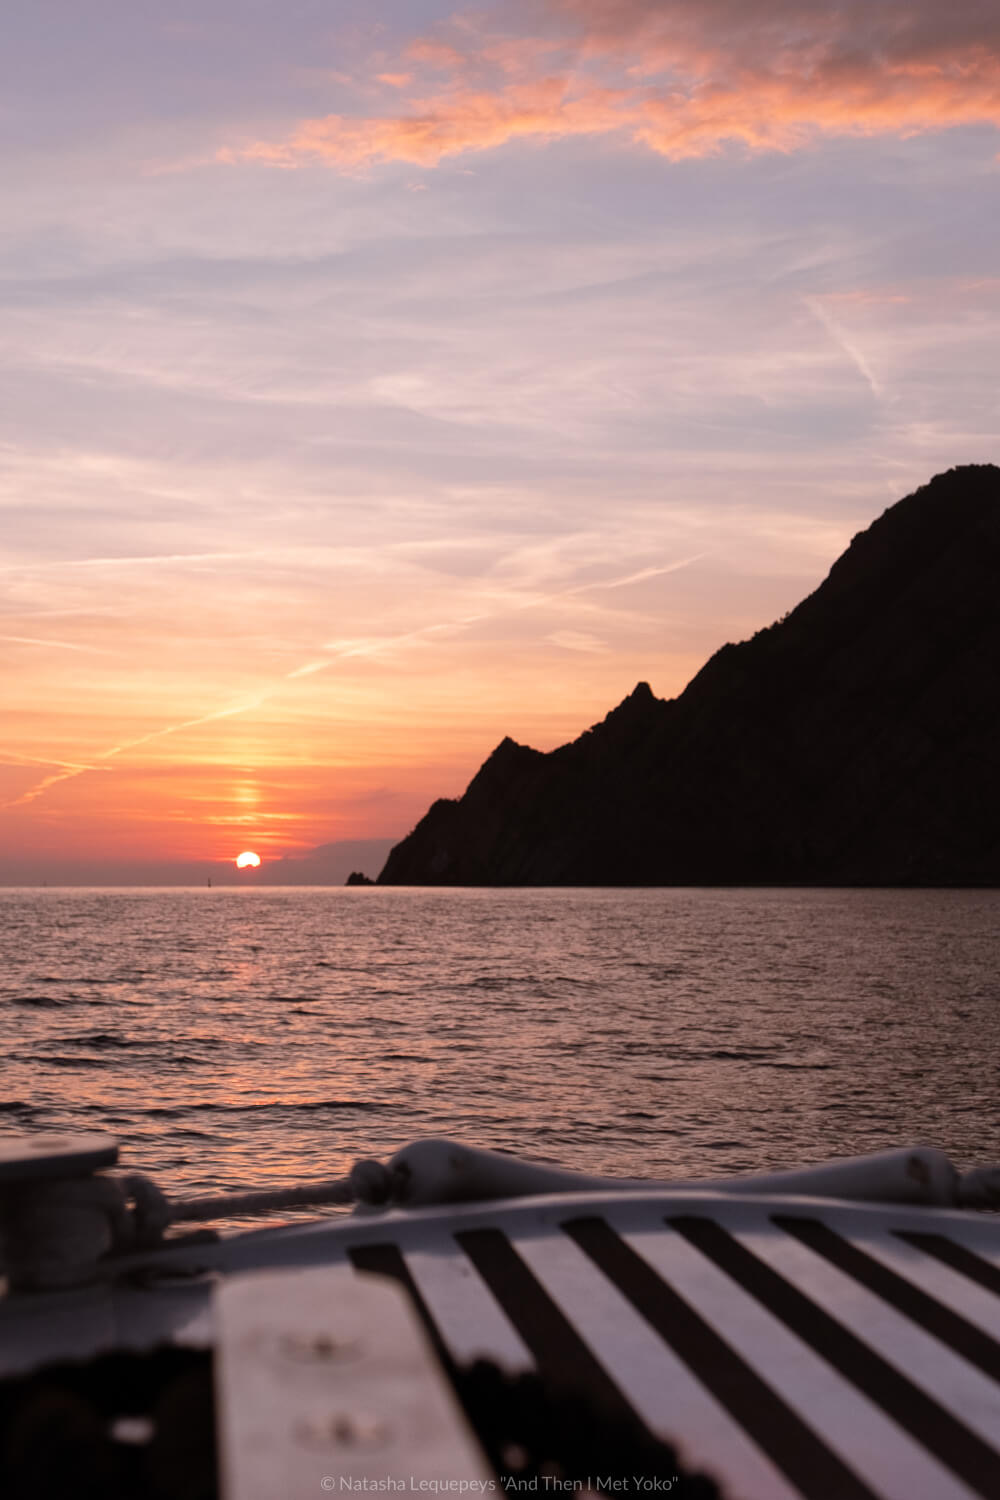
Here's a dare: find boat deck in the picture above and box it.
[6,1188,1000,1499]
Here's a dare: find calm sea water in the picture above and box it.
[1,887,998,1223]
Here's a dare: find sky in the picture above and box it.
[2,0,998,882]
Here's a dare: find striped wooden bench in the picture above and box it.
[212,1189,1000,1500]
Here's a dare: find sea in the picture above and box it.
[2,886,999,1225]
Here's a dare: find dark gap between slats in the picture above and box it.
[773,1216,1000,1382]
[454,1227,638,1425]
[671,1215,1000,1500]
[349,1238,727,1497]
[348,1242,459,1380]
[563,1216,876,1500]
[897,1232,1000,1298]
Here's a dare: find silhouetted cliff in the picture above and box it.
[378,466,1000,886]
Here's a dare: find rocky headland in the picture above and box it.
[378,465,1000,886]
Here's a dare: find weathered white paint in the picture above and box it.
[215,1266,490,1500]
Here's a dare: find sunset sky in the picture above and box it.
[2,0,998,882]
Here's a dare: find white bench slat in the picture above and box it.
[939,1227,1000,1275]
[733,1219,1000,1455]
[510,1229,802,1500]
[216,1265,490,1500]
[402,1235,535,1373]
[621,1222,976,1500]
[830,1227,1000,1341]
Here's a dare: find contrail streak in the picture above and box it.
[804,296,882,398]
[0,634,115,655]
[566,556,705,596]
[0,550,273,576]
[0,699,264,811]
[287,555,705,677]
[0,766,101,811]
[1,552,703,813]
[0,752,94,772]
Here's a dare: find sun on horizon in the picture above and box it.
[235,851,261,869]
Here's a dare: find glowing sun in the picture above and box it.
[235,850,261,869]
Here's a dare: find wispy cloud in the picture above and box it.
[0,752,94,773]
[0,698,266,811]
[287,554,705,677]
[0,634,116,654]
[571,558,708,595]
[3,537,705,814]
[0,765,102,812]
[0,550,274,576]
[223,78,633,170]
[547,629,608,653]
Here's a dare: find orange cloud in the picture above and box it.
[406,38,469,72]
[233,78,636,169]
[632,57,1000,159]
[222,1,1000,168]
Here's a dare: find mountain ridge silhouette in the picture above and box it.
[379,465,1000,886]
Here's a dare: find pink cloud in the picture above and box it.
[221,0,1000,169]
[233,78,635,169]
[405,38,469,72]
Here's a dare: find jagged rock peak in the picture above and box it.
[465,733,542,795]
[602,681,659,717]
[482,734,537,766]
[587,679,664,734]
